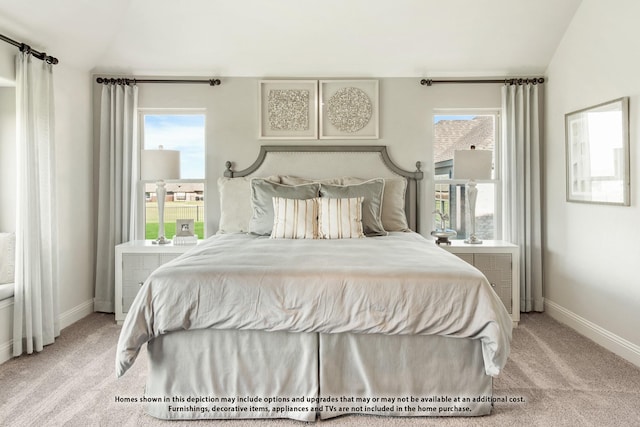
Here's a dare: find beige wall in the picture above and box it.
[544,0,640,363]
[54,64,94,323]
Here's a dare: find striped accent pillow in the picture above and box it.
[318,197,365,239]
[270,197,318,239]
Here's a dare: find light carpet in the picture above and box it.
[1,313,639,427]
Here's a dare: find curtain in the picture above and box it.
[93,84,139,313]
[501,83,544,312]
[13,51,59,355]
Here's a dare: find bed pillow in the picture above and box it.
[270,197,318,239]
[318,197,364,239]
[250,179,320,236]
[342,177,409,231]
[0,232,16,284]
[217,177,253,233]
[279,175,342,186]
[319,179,386,236]
[217,176,280,234]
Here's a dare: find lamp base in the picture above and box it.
[464,235,483,244]
[151,236,172,245]
[431,229,457,245]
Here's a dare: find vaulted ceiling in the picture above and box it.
[0,0,582,77]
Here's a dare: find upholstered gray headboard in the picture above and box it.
[224,145,424,231]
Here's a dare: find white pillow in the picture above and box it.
[217,177,252,233]
[0,232,16,284]
[318,197,364,239]
[270,197,318,239]
[217,176,280,234]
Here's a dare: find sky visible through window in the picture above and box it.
[433,115,475,123]
[143,114,205,179]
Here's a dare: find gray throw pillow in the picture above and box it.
[249,179,320,236]
[320,179,387,236]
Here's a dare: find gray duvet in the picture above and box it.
[116,232,512,378]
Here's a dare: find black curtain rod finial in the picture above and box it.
[209,78,221,86]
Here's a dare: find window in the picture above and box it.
[433,112,501,241]
[140,111,206,239]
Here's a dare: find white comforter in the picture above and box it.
[116,232,512,377]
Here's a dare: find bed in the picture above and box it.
[115,145,512,422]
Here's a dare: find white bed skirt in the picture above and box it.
[145,328,318,421]
[144,328,492,421]
[319,332,492,419]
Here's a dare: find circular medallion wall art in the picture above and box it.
[326,87,372,133]
[320,80,378,139]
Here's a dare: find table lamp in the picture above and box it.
[141,146,180,244]
[453,145,492,244]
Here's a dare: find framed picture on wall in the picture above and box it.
[319,79,379,139]
[565,97,630,205]
[259,80,318,139]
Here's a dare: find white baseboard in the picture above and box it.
[0,298,94,365]
[0,298,14,365]
[60,299,94,329]
[545,299,640,368]
[0,339,11,365]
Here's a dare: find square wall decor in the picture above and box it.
[320,79,379,139]
[259,80,318,139]
[565,97,630,205]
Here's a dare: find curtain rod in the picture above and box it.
[95,77,221,86]
[420,77,544,86]
[0,33,59,64]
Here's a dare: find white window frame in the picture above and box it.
[432,109,503,240]
[137,108,207,240]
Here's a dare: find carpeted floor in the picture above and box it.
[1,312,639,427]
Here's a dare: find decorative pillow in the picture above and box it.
[319,179,386,236]
[341,177,409,231]
[279,175,343,186]
[318,197,364,239]
[217,176,280,234]
[250,179,320,236]
[0,232,16,284]
[270,197,318,239]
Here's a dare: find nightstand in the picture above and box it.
[115,240,199,324]
[439,240,520,326]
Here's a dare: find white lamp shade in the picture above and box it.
[141,149,181,181]
[453,149,492,180]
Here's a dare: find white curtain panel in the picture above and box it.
[94,84,139,313]
[501,83,544,312]
[13,52,59,356]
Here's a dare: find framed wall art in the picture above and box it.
[176,219,195,236]
[565,97,630,205]
[259,80,318,139]
[320,79,379,139]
